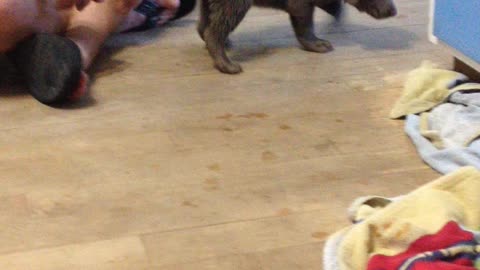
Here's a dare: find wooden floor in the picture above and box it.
[0,1,450,269]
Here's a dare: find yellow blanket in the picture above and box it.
[325,166,480,270]
[389,61,467,119]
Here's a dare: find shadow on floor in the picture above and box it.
[0,55,27,97]
[90,18,196,81]
[227,20,418,63]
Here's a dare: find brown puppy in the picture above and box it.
[198,0,397,74]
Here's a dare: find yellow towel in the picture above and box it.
[389,61,467,119]
[330,166,480,270]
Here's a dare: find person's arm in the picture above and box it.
[54,0,105,11]
[75,0,105,11]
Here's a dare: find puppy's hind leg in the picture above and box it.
[288,2,333,53]
[198,0,232,48]
[319,0,343,20]
[204,0,251,74]
[197,0,232,48]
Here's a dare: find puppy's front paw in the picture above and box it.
[215,61,243,74]
[301,39,334,53]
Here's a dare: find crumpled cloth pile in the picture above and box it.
[390,61,480,174]
[323,167,480,270]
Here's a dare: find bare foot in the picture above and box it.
[117,0,180,32]
[156,0,180,24]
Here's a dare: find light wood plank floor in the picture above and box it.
[0,1,449,269]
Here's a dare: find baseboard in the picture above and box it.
[454,58,480,82]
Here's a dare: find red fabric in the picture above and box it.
[367,221,476,270]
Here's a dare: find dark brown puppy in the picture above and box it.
[198,0,397,74]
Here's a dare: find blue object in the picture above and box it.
[433,0,480,64]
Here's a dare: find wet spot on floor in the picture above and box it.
[204,178,219,191]
[238,113,268,119]
[277,208,293,216]
[311,231,328,239]
[182,200,199,208]
[314,139,335,151]
[216,113,233,120]
[262,151,277,161]
[207,163,221,171]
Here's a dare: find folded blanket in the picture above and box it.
[323,167,480,270]
[368,221,480,270]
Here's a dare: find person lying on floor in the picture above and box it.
[0,0,195,105]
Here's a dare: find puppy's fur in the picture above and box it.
[198,0,397,74]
